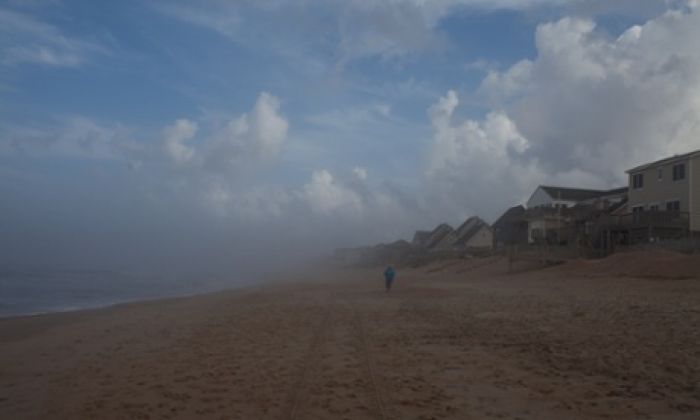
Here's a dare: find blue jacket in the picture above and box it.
[384,266,395,280]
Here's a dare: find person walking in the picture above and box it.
[383,265,396,292]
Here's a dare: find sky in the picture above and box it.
[2,0,700,275]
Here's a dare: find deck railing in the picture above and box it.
[598,211,689,229]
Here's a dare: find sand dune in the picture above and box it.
[1,253,700,419]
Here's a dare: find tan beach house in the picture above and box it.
[431,216,493,251]
[626,149,700,232]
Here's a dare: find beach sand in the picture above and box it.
[2,252,700,419]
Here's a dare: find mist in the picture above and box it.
[3,0,700,313]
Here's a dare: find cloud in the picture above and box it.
[352,166,368,181]
[425,90,543,219]
[206,92,289,169]
[481,6,700,178]
[301,169,364,217]
[306,103,392,131]
[189,165,417,249]
[0,7,106,67]
[1,91,289,174]
[153,0,601,68]
[479,60,533,103]
[200,183,293,221]
[0,117,130,159]
[245,92,289,159]
[428,3,700,221]
[163,119,198,164]
[153,2,242,39]
[334,0,449,64]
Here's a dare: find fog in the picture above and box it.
[2,0,700,295]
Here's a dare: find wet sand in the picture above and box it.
[1,254,700,419]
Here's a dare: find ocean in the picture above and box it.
[0,269,245,318]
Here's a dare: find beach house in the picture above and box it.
[412,223,454,251]
[431,216,493,251]
[492,205,528,247]
[626,149,700,232]
[524,186,627,244]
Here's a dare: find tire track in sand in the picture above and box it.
[350,300,389,420]
[283,304,332,420]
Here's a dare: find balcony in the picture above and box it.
[597,211,689,231]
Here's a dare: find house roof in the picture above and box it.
[626,149,700,173]
[579,187,628,205]
[453,217,490,246]
[430,217,491,250]
[422,223,454,250]
[492,205,526,228]
[532,185,627,203]
[411,230,430,245]
[604,187,628,196]
[454,216,480,236]
[539,186,609,202]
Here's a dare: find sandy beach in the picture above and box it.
[2,252,700,419]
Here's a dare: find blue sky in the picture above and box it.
[2,0,699,273]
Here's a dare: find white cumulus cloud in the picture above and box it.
[430,4,700,221]
[426,90,543,219]
[302,169,365,216]
[207,92,289,168]
[163,119,198,164]
[483,7,700,180]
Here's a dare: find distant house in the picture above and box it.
[416,223,454,251]
[411,230,431,249]
[524,207,568,244]
[626,149,700,232]
[432,216,493,251]
[454,217,493,249]
[492,205,528,247]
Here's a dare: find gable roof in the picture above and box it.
[492,205,525,228]
[411,230,431,247]
[454,216,481,236]
[422,223,454,250]
[539,186,608,202]
[430,217,490,250]
[529,185,627,205]
[452,217,490,246]
[626,149,700,173]
[605,187,628,195]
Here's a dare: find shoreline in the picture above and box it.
[2,257,699,419]
[0,286,236,320]
[0,273,271,320]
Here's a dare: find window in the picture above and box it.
[650,204,659,211]
[632,205,644,222]
[666,200,680,211]
[657,168,663,180]
[531,228,543,241]
[632,173,644,189]
[672,163,686,181]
